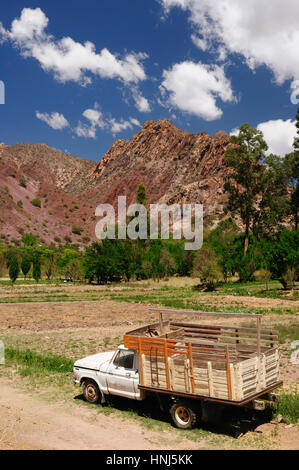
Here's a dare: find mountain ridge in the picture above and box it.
[0,119,233,245]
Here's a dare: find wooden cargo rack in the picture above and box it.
[124,307,282,404]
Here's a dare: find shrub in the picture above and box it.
[254,268,272,291]
[31,198,41,208]
[192,244,223,291]
[273,387,299,424]
[72,225,84,236]
[19,177,27,188]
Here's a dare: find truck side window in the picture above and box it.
[114,350,134,369]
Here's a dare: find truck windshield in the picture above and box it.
[113,350,134,369]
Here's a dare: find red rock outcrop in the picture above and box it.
[0,119,233,245]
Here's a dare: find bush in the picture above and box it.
[254,268,271,290]
[19,177,27,188]
[273,387,299,424]
[72,225,84,235]
[31,198,41,208]
[192,244,223,291]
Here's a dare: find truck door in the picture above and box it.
[106,349,139,399]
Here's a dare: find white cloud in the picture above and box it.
[161,0,299,84]
[129,117,141,127]
[36,111,69,130]
[0,8,147,85]
[230,127,239,137]
[74,105,141,139]
[83,108,105,129]
[74,108,105,139]
[257,119,296,157]
[109,117,141,135]
[131,87,151,112]
[160,61,235,120]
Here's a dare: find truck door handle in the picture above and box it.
[126,373,132,377]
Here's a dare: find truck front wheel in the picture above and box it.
[83,380,100,404]
[170,401,198,429]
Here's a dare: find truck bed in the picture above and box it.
[124,308,281,403]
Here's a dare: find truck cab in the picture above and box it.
[73,345,144,403]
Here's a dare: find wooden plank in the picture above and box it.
[188,342,195,394]
[164,340,170,390]
[158,311,164,334]
[150,307,263,319]
[182,327,278,339]
[226,346,232,399]
[184,359,190,393]
[139,337,144,386]
[257,316,261,357]
[207,361,214,396]
[170,322,278,335]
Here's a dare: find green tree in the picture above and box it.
[192,244,223,291]
[207,218,240,280]
[83,240,124,284]
[9,255,19,285]
[224,124,268,253]
[0,250,5,278]
[22,233,37,247]
[32,253,41,283]
[252,154,289,238]
[21,256,31,279]
[57,248,81,281]
[284,110,299,229]
[136,182,147,205]
[160,248,176,277]
[262,229,299,289]
[42,248,56,281]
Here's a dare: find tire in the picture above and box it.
[170,401,198,429]
[83,380,101,404]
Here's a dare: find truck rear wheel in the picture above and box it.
[170,401,198,429]
[83,380,100,404]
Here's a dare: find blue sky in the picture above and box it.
[0,0,298,162]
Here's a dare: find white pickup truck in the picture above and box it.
[73,343,281,430]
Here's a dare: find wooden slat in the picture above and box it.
[170,322,278,336]
[164,341,170,389]
[188,343,195,394]
[150,307,262,319]
[226,346,232,399]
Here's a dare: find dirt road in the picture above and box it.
[0,378,298,451]
[0,380,200,450]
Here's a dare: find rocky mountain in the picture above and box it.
[0,119,233,246]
